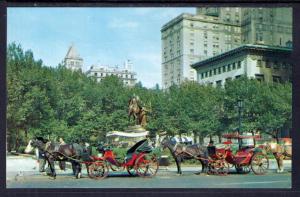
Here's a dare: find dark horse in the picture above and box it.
[25,137,84,179]
[160,136,209,175]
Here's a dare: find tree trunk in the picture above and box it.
[198,135,204,145]
[251,130,256,146]
[217,134,222,143]
[193,131,197,144]
[275,130,279,143]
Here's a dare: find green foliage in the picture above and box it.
[6,43,292,151]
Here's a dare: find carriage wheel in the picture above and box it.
[88,162,109,179]
[210,159,229,176]
[235,165,251,174]
[134,154,159,177]
[127,166,136,176]
[251,152,269,175]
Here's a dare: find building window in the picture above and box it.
[273,76,281,83]
[223,65,226,72]
[204,50,207,55]
[201,73,204,79]
[257,60,262,67]
[94,73,97,76]
[218,67,221,74]
[204,43,207,47]
[237,61,241,69]
[232,63,236,70]
[266,60,271,68]
[205,72,208,78]
[255,74,264,82]
[213,68,217,75]
[209,70,212,77]
[235,75,241,79]
[280,37,282,46]
[227,64,231,71]
[190,49,194,53]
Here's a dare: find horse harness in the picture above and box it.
[44,142,80,162]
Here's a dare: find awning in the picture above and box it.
[106,130,149,138]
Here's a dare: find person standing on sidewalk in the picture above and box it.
[35,148,47,173]
[57,137,67,171]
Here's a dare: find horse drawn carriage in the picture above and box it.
[207,133,269,175]
[84,139,159,179]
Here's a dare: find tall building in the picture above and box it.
[64,44,83,71]
[241,8,292,47]
[86,60,137,87]
[161,7,292,89]
[161,8,242,89]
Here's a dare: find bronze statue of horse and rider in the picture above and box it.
[128,95,149,127]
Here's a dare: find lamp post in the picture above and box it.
[237,99,243,149]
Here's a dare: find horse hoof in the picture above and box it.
[78,173,81,179]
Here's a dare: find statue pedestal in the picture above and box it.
[125,125,146,133]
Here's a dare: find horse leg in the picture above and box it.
[71,162,76,175]
[175,157,182,175]
[200,160,205,174]
[274,153,283,173]
[48,159,56,179]
[74,162,82,179]
[77,163,82,179]
[86,163,90,176]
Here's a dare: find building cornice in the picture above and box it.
[191,44,292,69]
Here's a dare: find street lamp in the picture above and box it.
[237,99,243,149]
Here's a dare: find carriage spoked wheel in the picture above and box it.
[251,152,269,175]
[134,154,159,178]
[88,161,109,179]
[235,164,251,174]
[210,159,229,176]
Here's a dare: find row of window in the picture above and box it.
[255,74,283,83]
[200,61,242,79]
[257,60,290,69]
[94,72,135,79]
[204,74,284,87]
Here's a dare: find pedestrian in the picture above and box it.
[58,137,66,171]
[36,148,47,174]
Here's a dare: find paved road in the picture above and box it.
[6,155,291,188]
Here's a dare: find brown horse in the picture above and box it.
[160,136,209,175]
[25,137,84,179]
[264,141,292,173]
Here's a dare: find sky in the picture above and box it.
[7,7,195,88]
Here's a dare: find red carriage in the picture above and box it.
[206,133,269,175]
[84,139,159,179]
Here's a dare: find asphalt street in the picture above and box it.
[6,155,291,188]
